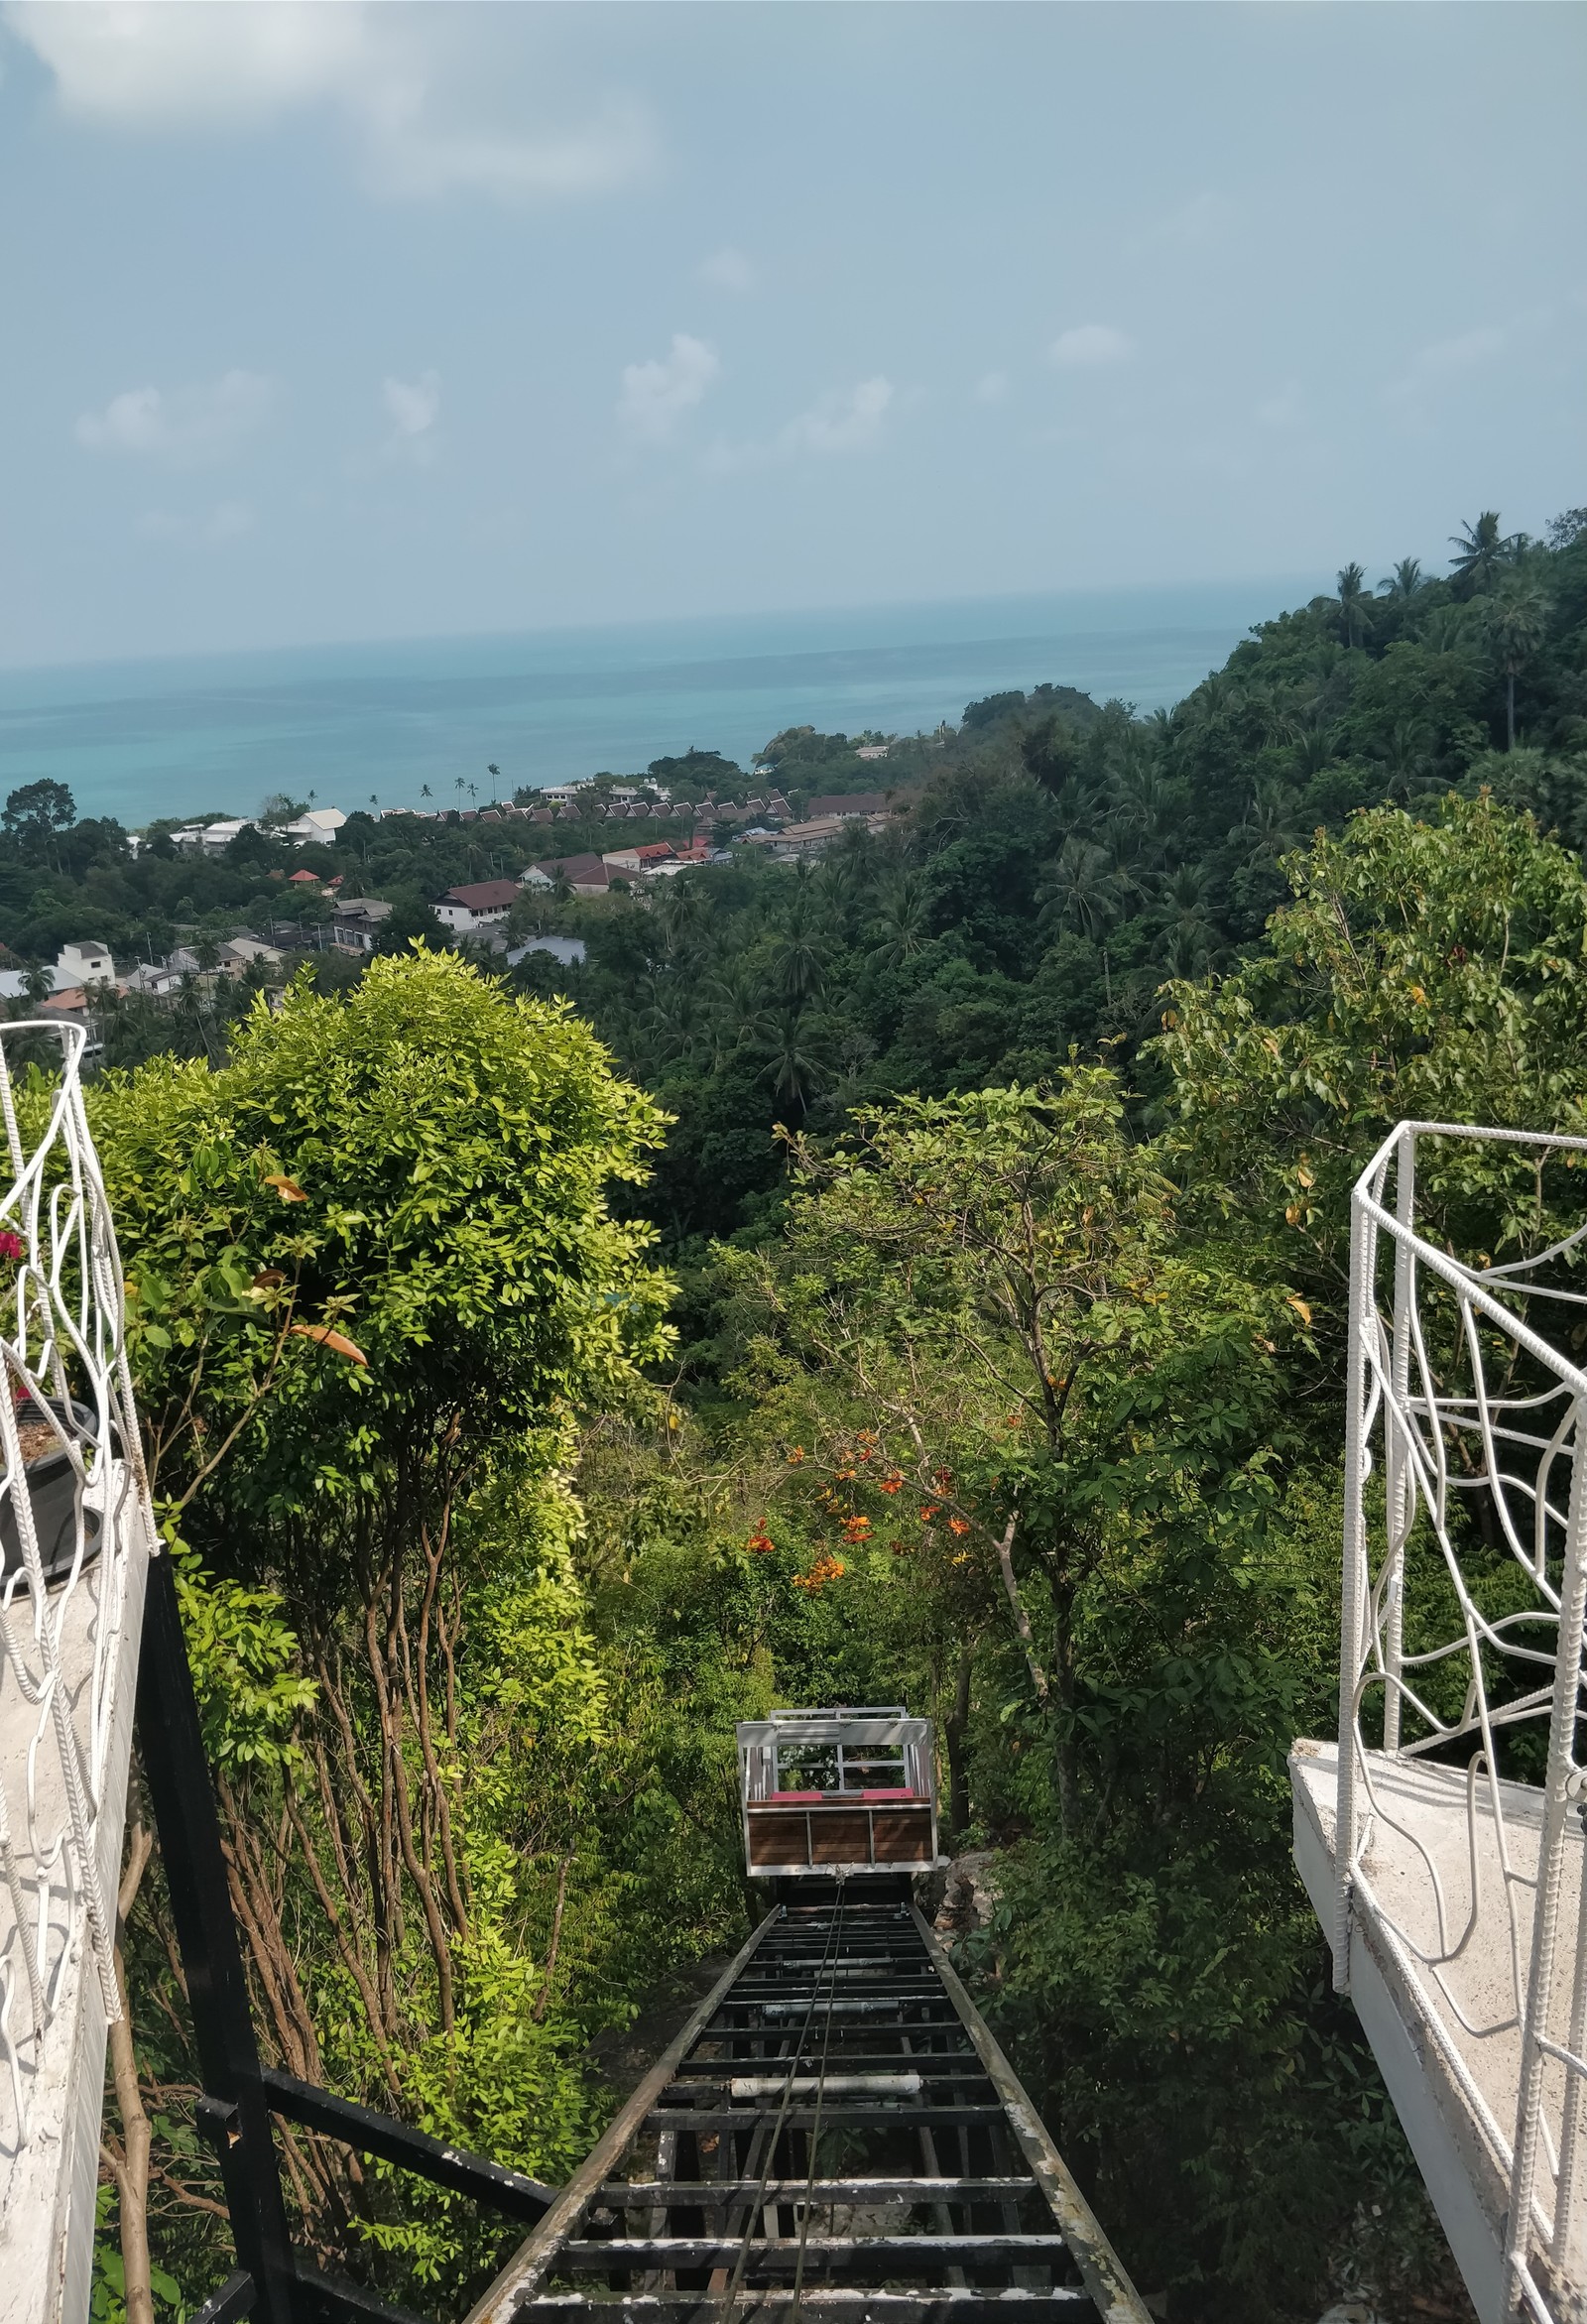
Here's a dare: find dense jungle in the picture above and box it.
[11,506,1586,2324]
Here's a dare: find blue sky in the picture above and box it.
[0,1,1582,669]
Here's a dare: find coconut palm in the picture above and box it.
[1448,512,1514,597]
[1372,719,1436,800]
[1038,837,1122,941]
[1336,562,1374,650]
[1378,558,1423,601]
[1490,580,1552,750]
[873,872,929,966]
[1287,719,1339,782]
[758,1004,830,1119]
[1241,781,1305,863]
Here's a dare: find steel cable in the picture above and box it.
[716,1879,848,2324]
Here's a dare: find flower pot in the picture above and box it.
[0,1397,103,1589]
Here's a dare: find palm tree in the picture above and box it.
[1372,719,1435,799]
[1241,781,1305,863]
[1336,562,1373,649]
[873,872,928,966]
[1490,580,1552,750]
[1288,718,1339,782]
[1379,558,1423,601]
[487,763,501,803]
[770,892,827,1006]
[758,1004,829,1119]
[1038,838,1120,941]
[421,784,432,802]
[1448,512,1513,597]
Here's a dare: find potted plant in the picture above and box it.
[0,1392,103,1589]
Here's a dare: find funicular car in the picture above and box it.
[737,1703,946,1876]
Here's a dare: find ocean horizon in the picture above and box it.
[0,577,1328,830]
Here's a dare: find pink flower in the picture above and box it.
[0,1232,23,1264]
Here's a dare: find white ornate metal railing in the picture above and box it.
[0,1023,153,2323]
[1340,1120,1587,2322]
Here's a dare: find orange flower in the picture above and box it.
[918,1505,940,1523]
[745,1521,776,1554]
[947,1516,971,1537]
[786,1445,805,1465]
[792,1550,846,1594]
[879,1474,904,1495]
[841,1515,872,1543]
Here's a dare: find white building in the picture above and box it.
[54,941,116,989]
[432,879,521,935]
[281,807,346,845]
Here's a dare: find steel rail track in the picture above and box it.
[465,1886,1150,2324]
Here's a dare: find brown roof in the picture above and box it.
[805,792,891,819]
[440,880,520,912]
[537,854,610,885]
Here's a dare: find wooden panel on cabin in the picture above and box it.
[748,1809,810,1867]
[870,1806,934,1864]
[808,1806,872,1864]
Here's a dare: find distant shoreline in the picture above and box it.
[0,576,1328,828]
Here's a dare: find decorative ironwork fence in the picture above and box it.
[0,1023,154,2323]
[1339,1120,1587,2321]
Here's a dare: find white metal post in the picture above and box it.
[1336,1177,1378,1994]
[1383,1128,1416,1757]
[1508,1387,1587,2313]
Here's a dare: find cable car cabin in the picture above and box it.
[738,1705,944,1878]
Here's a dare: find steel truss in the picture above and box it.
[466,1885,1148,2324]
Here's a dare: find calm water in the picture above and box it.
[0,579,1324,829]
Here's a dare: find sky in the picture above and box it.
[0,0,1582,671]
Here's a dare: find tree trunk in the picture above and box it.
[1508,670,1517,751]
[944,1643,974,1839]
[105,1817,156,2324]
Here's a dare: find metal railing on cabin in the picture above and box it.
[1340,1121,1587,2321]
[0,1022,155,2324]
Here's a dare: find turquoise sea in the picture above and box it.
[0,579,1325,830]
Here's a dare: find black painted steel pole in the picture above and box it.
[135,1547,299,2324]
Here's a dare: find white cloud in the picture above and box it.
[2,3,653,202]
[1157,192,1239,249]
[382,369,441,461]
[137,499,256,545]
[75,370,276,466]
[619,334,719,444]
[973,370,1009,406]
[783,376,893,454]
[1049,323,1133,370]
[1256,380,1304,430]
[704,376,896,474]
[1384,323,1506,407]
[700,246,756,294]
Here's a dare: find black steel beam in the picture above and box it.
[136,1551,299,2324]
[261,2068,553,2223]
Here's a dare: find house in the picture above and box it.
[531,854,611,897]
[170,820,254,856]
[804,792,892,821]
[601,843,675,876]
[281,807,347,846]
[744,816,850,857]
[331,899,393,954]
[217,937,285,976]
[856,746,891,762]
[55,941,116,989]
[433,879,521,935]
[288,870,322,890]
[123,963,184,998]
